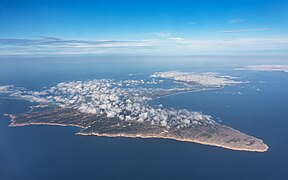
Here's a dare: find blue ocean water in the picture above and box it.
[0,56,288,180]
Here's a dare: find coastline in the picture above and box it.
[76,131,269,153]
[6,113,268,153]
[5,114,86,129]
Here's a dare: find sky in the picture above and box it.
[0,0,287,55]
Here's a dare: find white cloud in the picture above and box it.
[0,85,14,93]
[167,37,185,42]
[228,19,246,24]
[151,32,171,37]
[221,28,268,33]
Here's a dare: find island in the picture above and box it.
[1,71,269,152]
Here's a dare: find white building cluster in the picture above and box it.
[151,71,242,87]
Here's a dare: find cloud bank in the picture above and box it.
[0,72,243,129]
[0,35,287,55]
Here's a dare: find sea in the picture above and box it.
[0,56,288,180]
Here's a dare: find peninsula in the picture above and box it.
[7,107,268,152]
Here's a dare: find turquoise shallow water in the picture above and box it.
[0,56,288,180]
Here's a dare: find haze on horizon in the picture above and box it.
[0,0,287,56]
